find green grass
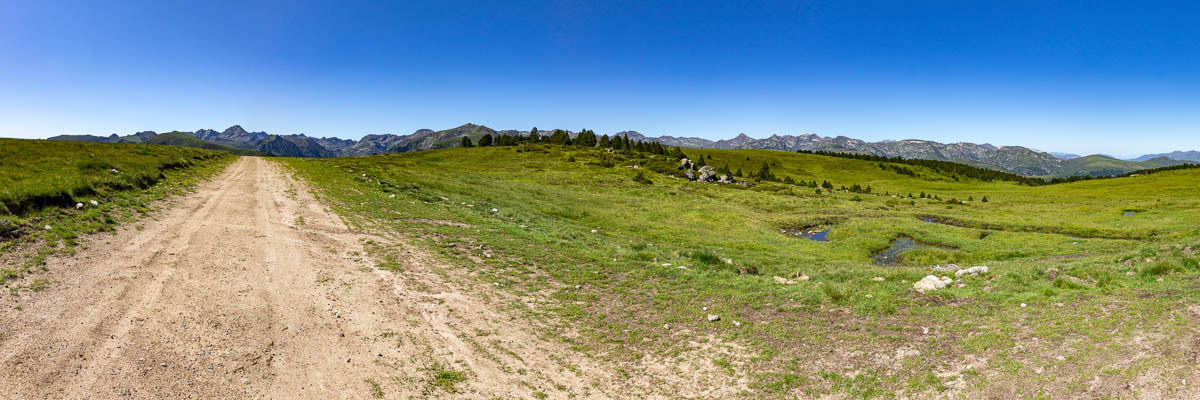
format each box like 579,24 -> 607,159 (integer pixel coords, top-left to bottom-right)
1,138 -> 232,287
279,144 -> 1200,398
427,362 -> 467,393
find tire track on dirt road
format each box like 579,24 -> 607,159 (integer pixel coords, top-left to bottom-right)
0,157 -> 670,399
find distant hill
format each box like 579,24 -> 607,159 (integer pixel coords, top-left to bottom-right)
1049,152 -> 1081,160
142,132 -> 262,156
1130,150 -> 1200,162
1056,155 -> 1193,177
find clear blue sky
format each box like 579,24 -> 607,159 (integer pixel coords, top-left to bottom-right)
2,1 -> 1198,157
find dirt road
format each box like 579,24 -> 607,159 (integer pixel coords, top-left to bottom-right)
0,157 -> 657,399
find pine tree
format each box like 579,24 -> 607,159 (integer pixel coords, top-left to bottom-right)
982,196 -> 989,203
460,136 -> 473,147
529,127 -> 539,142
479,134 -> 493,146
599,134 -> 611,148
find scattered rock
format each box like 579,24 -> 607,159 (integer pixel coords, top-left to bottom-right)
795,274 -> 810,281
43,225 -> 52,230
1020,303 -> 1027,308
590,229 -> 598,233
870,277 -> 885,281
722,258 -> 733,265
1045,268 -> 1060,280
718,174 -> 734,184
110,168 -> 119,174
89,200 -> 99,206
706,314 -> 720,322
913,275 -> 952,292
490,208 -> 498,213
954,266 -> 988,277
1124,259 -> 1133,267
679,158 -> 693,170
731,320 -> 742,327
684,169 -> 696,180
1126,271 -> 1136,276
864,294 -> 874,299
773,276 -> 795,285
75,203 -> 84,209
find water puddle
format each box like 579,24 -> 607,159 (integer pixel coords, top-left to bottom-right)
1122,211 -> 1136,216
872,236 -> 957,265
782,227 -> 830,242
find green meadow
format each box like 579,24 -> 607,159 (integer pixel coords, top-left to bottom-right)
0,138 -> 231,286
283,144 -> 1200,398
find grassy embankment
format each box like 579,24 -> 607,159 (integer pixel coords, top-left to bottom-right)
0,138 -> 233,290
282,144 -> 1200,398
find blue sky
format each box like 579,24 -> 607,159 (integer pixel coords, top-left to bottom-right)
1,1 -> 1198,157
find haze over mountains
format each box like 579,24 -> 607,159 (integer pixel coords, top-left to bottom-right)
48,123 -> 1195,177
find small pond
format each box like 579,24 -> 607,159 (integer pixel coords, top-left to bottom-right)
781,227 -> 831,242
1122,211 -> 1136,216
872,236 -> 956,265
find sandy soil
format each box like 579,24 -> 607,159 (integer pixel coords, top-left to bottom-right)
0,157 -> 723,399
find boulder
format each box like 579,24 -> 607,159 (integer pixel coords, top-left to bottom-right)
773,276 -> 794,285
679,158 -> 693,170
707,314 -> 720,322
75,203 -> 84,210
718,174 -> 734,184
697,166 -> 718,182
684,169 -> 696,180
913,275 -> 952,292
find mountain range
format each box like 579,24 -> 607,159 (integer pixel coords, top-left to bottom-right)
48,124 -> 1196,178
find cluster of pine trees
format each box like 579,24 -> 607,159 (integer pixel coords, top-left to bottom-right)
460,127 -> 683,157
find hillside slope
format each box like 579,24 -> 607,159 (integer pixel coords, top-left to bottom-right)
142,132 -> 262,155
282,143 -> 1200,398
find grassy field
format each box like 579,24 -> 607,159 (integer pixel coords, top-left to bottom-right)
282,143 -> 1200,398
0,138 -> 232,288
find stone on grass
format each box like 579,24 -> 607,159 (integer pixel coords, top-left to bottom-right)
75,203 -> 84,209
913,275 -> 952,293
44,225 -> 52,230
870,277 -> 885,281
90,200 -> 99,206
706,314 -> 720,322
697,166 -> 717,182
954,266 -> 988,277
931,264 -> 960,273
773,276 -> 795,285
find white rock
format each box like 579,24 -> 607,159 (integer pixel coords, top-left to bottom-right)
870,277 -> 885,281
490,208 -> 498,213
89,200 -> 99,206
913,275 -> 952,292
954,266 -> 989,277
44,225 -> 52,230
590,229 -> 598,233
706,314 -> 720,322
731,320 -> 742,327
75,203 -> 84,209
662,263 -> 672,267
1020,303 -> 1027,308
